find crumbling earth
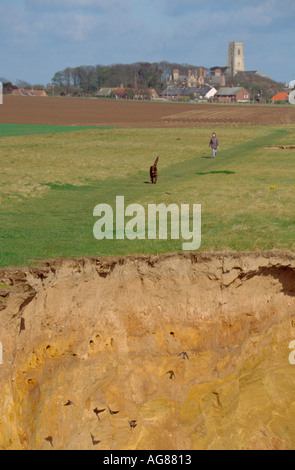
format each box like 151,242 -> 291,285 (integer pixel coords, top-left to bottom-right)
0,251 -> 295,450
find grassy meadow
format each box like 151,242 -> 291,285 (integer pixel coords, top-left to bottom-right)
0,123 -> 294,267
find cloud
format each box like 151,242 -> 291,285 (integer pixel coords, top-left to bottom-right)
151,0 -> 294,33
39,12 -> 99,42
151,0 -> 269,17
151,0 -> 203,16
0,1 -> 135,46
158,0 -> 292,45
0,5 -> 30,40
25,0 -> 131,13
0,0 -> 293,84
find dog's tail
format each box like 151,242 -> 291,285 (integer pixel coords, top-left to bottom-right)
154,156 -> 159,167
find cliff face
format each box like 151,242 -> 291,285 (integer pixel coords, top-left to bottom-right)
0,252 -> 295,450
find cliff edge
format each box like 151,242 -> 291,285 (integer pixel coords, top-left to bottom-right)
0,251 -> 295,450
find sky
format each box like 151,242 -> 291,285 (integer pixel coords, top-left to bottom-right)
0,0 -> 294,85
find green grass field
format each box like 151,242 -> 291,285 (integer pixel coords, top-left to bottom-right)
0,123 -> 112,137
0,123 -> 294,267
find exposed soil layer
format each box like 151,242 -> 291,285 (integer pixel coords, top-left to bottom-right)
0,251 -> 295,450
1,96 -> 295,127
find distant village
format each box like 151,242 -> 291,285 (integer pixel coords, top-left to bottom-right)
2,42 -> 290,104
97,66 -> 230,102
6,70 -> 289,104
80,54 -> 289,104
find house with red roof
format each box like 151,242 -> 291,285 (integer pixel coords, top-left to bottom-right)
215,86 -> 250,103
271,92 -> 288,102
12,89 -> 48,97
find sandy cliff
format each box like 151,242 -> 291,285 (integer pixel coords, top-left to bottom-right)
0,251 -> 295,450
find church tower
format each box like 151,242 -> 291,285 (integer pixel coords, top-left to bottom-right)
227,42 -> 245,76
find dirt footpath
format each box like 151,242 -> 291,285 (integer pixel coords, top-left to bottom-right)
1,95 -> 294,127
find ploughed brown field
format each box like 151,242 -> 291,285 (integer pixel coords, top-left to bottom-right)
1,95 -> 294,127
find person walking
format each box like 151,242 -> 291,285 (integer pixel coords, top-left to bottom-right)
209,132 -> 219,158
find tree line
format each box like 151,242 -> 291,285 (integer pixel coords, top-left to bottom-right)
50,62 -> 200,96
1,63 -> 286,101
231,71 -> 285,101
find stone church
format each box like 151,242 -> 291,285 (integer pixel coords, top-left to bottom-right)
227,41 -> 245,76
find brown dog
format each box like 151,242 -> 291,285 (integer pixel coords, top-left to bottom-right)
150,157 -> 159,184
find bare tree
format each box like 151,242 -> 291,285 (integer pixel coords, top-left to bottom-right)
16,79 -> 32,89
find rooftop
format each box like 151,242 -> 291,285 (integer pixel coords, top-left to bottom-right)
216,87 -> 244,96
